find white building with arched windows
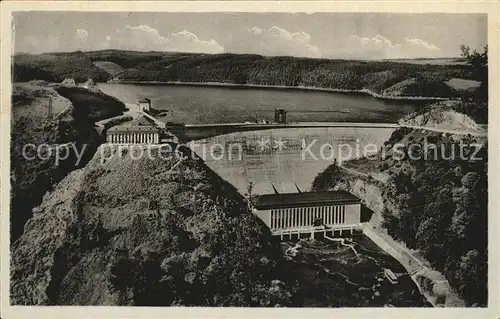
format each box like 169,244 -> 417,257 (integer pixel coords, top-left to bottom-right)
106,125 -> 160,144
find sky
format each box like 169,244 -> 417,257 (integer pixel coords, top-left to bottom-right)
13,12 -> 487,59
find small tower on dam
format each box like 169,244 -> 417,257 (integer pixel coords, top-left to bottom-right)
275,108 -> 287,124
138,98 -> 152,112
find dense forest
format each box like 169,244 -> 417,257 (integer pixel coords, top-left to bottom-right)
312,128 -> 488,306
111,53 -> 475,98
13,50 -> 482,99
13,52 -> 111,82
381,130 -> 488,306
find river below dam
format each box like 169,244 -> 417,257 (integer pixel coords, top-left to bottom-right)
284,235 -> 431,307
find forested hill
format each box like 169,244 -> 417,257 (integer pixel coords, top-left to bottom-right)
13,50 -> 483,99
11,144 -> 295,306
312,121 -> 488,306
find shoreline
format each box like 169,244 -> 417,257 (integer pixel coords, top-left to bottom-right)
105,81 -> 452,102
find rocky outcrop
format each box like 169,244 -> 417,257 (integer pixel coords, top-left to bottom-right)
10,82 -> 126,241
332,177 -> 388,226
398,100 -> 484,132
11,144 -> 291,306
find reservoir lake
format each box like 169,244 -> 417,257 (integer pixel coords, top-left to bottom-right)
99,83 -> 424,124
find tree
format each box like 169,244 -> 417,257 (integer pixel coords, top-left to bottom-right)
380,135 -> 487,306
460,45 -> 488,78
108,248 -> 135,305
311,161 -> 343,191
460,44 -> 488,102
453,249 -> 487,305
245,181 -> 256,210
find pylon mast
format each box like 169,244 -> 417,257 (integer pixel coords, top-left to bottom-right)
47,97 -> 53,120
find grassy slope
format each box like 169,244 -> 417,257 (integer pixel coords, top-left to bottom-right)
10,82 -> 126,242
11,144 -> 292,306
93,61 -> 124,76
13,50 -> 479,99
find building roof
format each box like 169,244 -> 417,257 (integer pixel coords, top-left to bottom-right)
130,115 -> 155,126
84,78 -> 97,87
61,78 -> 76,84
107,125 -> 160,133
253,190 -> 360,210
138,98 -> 151,103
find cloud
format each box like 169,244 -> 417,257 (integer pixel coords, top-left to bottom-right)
340,34 -> 443,59
247,27 -> 263,35
225,26 -> 321,58
403,37 -> 442,52
168,31 -> 223,53
76,28 -> 88,42
103,25 -> 223,53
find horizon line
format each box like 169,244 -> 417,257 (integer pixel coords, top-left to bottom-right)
12,49 -> 464,62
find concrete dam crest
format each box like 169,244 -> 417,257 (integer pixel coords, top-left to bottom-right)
189,127 -> 396,195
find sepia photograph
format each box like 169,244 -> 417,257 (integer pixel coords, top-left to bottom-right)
1,1 -> 498,318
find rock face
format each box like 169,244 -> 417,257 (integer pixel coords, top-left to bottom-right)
332,178 -> 388,226
11,145 -> 290,306
398,101 -> 483,132
10,82 -> 126,241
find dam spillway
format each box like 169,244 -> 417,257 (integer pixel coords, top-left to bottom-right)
188,126 -> 396,195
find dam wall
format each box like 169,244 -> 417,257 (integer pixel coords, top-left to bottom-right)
188,127 -> 395,195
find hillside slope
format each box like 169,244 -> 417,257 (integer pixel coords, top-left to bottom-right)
311,118 -> 488,306
10,82 -> 126,241
109,53 -> 474,98
93,61 -> 124,76
13,50 -> 480,99
11,144 -> 292,306
13,53 -> 111,82
399,100 -> 487,128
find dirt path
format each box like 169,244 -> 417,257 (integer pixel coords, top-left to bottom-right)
400,124 -> 486,137
339,165 -> 388,184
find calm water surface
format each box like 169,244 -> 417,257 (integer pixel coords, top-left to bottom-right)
99,84 -> 423,124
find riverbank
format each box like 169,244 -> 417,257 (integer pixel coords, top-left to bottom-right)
281,235 -> 430,307
107,80 -> 452,102
363,225 -> 465,307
